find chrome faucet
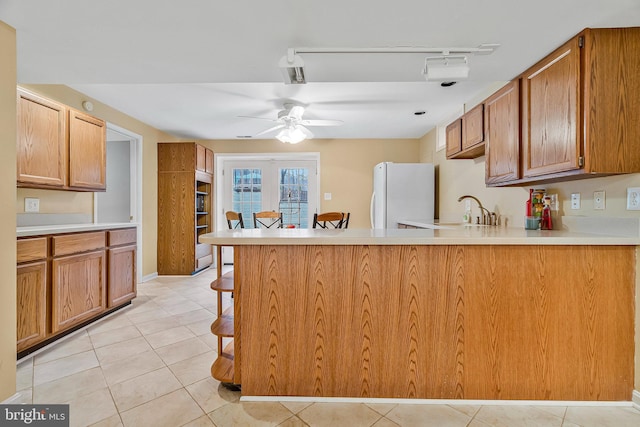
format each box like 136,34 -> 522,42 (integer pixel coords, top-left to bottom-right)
457,195 -> 495,225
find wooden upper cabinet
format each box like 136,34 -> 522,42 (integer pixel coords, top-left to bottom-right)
446,104 -> 485,159
462,104 -> 485,151
485,80 -> 521,185
196,144 -> 214,174
522,36 -> 581,178
196,144 -> 206,172
582,27 -> 640,174
16,88 -> 106,191
445,119 -> 462,158
205,148 -> 214,174
17,89 -> 67,187
68,109 -> 106,190
517,27 -> 640,183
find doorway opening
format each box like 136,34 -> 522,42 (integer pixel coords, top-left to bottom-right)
94,123 -> 143,283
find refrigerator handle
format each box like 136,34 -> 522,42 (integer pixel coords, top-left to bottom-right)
370,192 -> 375,228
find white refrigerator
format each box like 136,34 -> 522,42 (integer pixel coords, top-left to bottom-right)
370,162 -> 435,229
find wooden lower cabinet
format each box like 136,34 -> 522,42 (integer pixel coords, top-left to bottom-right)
51,250 -> 106,334
108,244 -> 136,307
16,261 -> 48,352
17,228 -> 137,355
236,244 -> 634,400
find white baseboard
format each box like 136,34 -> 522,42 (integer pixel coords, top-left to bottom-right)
2,392 -> 24,404
241,396 -> 635,407
633,390 -> 640,410
141,272 -> 158,282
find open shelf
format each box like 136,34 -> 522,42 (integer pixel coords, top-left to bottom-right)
211,340 -> 235,383
211,306 -> 234,337
210,271 -> 234,292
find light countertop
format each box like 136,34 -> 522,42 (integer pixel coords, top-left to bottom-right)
17,223 -> 137,237
199,225 -> 640,246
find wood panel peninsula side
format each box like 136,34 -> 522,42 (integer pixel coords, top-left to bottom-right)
199,228 -> 638,401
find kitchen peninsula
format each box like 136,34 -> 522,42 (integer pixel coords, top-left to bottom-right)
200,225 -> 638,401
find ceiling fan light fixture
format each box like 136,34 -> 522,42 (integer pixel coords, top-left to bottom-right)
423,55 -> 469,82
276,126 -> 307,144
278,52 -> 306,85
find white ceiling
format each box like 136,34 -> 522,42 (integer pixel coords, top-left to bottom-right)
2,0 -> 639,141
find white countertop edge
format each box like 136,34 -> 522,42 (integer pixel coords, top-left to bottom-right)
17,223 -> 138,237
199,228 -> 640,246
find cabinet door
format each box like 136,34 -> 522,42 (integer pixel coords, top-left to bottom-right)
68,109 -> 106,190
445,119 -> 462,158
158,172 -> 197,274
51,250 -> 106,333
16,89 -> 67,187
196,144 -> 207,172
462,104 -> 484,150
108,245 -> 136,307
17,261 -> 48,352
522,37 -> 581,177
205,148 -> 214,174
485,80 -> 521,185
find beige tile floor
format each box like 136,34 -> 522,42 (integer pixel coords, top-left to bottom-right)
14,268 -> 640,427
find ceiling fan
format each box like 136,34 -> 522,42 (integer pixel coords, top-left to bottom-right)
240,103 -> 343,144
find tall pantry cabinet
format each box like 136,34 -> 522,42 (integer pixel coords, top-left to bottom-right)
158,143 -> 214,275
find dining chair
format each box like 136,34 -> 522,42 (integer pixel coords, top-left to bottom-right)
341,212 -> 350,229
225,211 -> 244,229
313,212 -> 348,229
253,211 -> 283,228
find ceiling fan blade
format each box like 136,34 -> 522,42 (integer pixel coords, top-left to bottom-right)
288,105 -> 305,120
299,119 -> 344,127
253,124 -> 285,137
237,115 -> 278,122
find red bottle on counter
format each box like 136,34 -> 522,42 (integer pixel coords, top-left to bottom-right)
541,196 -> 553,230
526,189 -> 533,216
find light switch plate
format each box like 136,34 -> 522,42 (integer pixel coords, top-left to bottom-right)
25,197 -> 39,213
627,187 -> 640,210
570,193 -> 580,210
593,191 -> 606,210
324,193 -> 332,200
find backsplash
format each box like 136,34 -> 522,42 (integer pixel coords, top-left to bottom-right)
17,213 -> 93,227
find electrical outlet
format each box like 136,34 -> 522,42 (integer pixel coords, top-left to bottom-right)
25,197 -> 39,213
593,191 -> 606,210
570,193 -> 580,210
627,187 -> 640,210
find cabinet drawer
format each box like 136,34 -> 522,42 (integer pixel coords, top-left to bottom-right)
52,231 -> 106,257
108,228 -> 136,247
17,237 -> 48,263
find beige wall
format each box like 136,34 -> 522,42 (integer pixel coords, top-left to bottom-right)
0,20 -> 17,401
202,138 -> 421,229
17,188 -> 93,214
17,84 -> 180,278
